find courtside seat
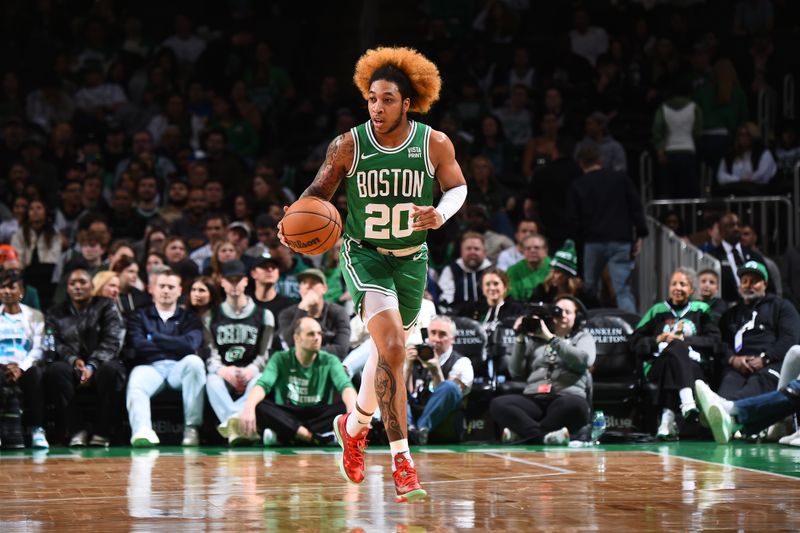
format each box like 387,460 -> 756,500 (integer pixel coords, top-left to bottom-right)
451,316 -> 489,390
488,325 -> 527,395
585,308 -> 643,430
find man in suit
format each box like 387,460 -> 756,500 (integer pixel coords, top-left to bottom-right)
710,212 -> 773,304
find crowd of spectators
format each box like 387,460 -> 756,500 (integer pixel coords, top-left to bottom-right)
1,0 -> 800,449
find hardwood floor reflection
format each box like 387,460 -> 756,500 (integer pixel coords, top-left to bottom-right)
0,447 -> 799,531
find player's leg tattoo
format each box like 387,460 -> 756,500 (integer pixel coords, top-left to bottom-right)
375,356 -> 403,441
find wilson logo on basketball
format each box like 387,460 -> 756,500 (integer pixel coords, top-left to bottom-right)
287,237 -> 321,248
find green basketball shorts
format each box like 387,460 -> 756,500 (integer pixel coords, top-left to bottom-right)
339,234 -> 428,329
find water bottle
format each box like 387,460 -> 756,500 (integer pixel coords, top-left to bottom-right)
591,410 -> 607,445
42,328 -> 56,362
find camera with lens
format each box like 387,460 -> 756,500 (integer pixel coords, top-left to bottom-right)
415,344 -> 435,361
413,327 -> 436,363
516,303 -> 562,336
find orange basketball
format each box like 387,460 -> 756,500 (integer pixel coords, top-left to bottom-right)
281,197 -> 342,255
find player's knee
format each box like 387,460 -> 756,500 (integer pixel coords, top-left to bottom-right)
379,338 -> 406,366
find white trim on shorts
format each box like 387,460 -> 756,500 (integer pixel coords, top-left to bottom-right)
340,236 -> 398,299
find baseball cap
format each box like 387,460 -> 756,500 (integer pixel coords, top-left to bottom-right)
255,251 -> 279,268
227,221 -> 252,240
220,259 -> 247,278
297,268 -> 327,286
737,260 -> 768,282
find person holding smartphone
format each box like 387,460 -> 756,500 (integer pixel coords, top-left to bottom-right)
404,315 -> 473,445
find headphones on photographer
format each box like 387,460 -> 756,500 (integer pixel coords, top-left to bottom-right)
554,294 -> 588,333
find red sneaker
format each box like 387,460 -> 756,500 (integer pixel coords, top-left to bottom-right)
392,454 -> 427,503
333,413 -> 369,484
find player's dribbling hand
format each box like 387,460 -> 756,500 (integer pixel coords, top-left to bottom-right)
277,205 -> 290,246
411,205 -> 444,231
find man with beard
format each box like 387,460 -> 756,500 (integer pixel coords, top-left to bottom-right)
159,176 -> 190,225
170,187 -> 208,251
135,175 -> 161,221
710,212 -> 772,304
717,261 -> 800,401
438,232 -> 492,313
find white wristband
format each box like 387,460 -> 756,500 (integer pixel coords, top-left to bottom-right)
434,184 -> 467,223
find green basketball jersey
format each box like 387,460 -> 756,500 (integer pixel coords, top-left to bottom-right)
344,119 -> 435,249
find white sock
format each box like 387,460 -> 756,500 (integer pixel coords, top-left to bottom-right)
724,400 -> 735,414
389,439 -> 413,470
679,387 -> 695,407
661,408 -> 675,424
347,341 -> 379,437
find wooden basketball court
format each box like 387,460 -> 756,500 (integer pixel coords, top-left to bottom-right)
1,443 -> 798,531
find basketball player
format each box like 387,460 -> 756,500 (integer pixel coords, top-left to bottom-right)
278,47 -> 467,502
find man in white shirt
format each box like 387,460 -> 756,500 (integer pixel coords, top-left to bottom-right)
405,316 -> 474,445
161,14 -> 207,66
569,8 -> 609,66
497,219 -> 540,271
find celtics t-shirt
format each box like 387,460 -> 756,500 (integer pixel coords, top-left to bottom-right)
255,348 -> 353,407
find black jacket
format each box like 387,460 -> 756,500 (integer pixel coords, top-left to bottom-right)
710,244 -> 774,304
46,296 -> 125,368
127,304 -> 204,366
566,167 -> 648,243
718,294 -> 800,366
278,302 -> 351,359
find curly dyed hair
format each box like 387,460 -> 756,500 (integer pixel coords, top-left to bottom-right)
353,47 -> 441,114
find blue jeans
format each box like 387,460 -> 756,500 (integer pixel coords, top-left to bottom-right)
583,241 -> 636,313
734,378 -> 800,434
206,372 -> 259,423
407,380 -> 463,431
342,340 -> 372,377
126,355 -> 206,435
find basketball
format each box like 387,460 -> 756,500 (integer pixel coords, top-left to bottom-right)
281,197 -> 342,255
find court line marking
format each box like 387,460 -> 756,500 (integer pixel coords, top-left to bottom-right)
482,452 -> 575,474
642,450 -> 800,482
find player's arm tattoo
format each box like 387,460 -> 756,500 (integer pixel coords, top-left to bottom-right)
375,356 -> 404,441
301,134 -> 351,200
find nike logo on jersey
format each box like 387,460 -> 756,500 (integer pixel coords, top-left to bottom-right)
360,152 -> 379,160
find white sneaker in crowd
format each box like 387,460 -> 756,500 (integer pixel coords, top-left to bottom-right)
543,427 -> 570,446
130,429 -> 160,448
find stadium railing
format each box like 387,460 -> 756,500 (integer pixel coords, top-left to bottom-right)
646,196 -> 794,257
634,216 -> 721,315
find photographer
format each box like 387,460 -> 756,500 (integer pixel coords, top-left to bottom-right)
489,296 -> 596,445
405,316 -> 474,445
